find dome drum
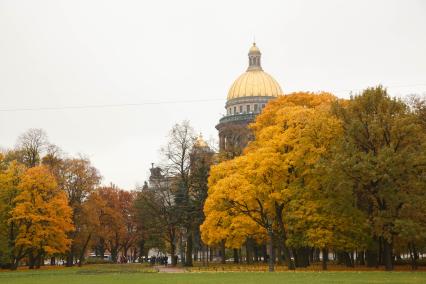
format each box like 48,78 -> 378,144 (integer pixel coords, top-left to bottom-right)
225,96 -> 273,116
225,95 -> 275,108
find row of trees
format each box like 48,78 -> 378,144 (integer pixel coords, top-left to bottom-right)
0,124 -> 215,269
2,87 -> 424,271
0,129 -> 141,269
201,87 -> 426,271
133,122 -> 215,266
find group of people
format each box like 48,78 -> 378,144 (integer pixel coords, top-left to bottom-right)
140,255 -> 169,266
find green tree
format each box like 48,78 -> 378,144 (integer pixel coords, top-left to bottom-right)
134,172 -> 179,265
330,86 -> 426,270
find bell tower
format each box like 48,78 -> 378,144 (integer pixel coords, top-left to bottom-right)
247,42 -> 263,71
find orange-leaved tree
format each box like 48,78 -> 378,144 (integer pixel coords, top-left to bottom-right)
0,158 -> 26,268
10,166 -> 74,269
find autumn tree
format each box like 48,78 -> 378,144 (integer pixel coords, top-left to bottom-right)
10,166 -> 74,269
118,190 -> 138,262
329,86 -> 426,270
202,92 -> 368,271
51,158 -> 101,266
94,185 -> 139,263
407,94 -> 426,130
73,191 -> 105,266
201,156 -> 267,263
0,156 -> 25,268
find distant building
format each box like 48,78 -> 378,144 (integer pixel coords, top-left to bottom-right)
216,43 -> 283,157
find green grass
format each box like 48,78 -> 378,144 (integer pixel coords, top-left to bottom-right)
1,264 -> 426,284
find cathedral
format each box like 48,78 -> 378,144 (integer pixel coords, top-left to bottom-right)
216,43 -> 283,156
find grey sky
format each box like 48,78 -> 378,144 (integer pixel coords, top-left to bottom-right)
1,0 -> 425,189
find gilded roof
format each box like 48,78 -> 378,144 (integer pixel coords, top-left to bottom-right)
194,134 -> 208,148
227,43 -> 283,100
227,70 -> 283,100
249,42 -> 261,54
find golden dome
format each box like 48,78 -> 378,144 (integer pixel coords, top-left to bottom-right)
249,42 -> 261,54
227,70 -> 283,100
194,134 -> 209,148
227,43 -> 283,100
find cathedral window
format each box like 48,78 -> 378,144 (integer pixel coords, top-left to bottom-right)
254,104 -> 258,112
247,105 -> 250,113
234,106 -> 236,114
239,106 -> 243,113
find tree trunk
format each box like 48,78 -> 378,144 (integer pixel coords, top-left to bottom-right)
138,239 -> 145,262
220,240 -> 226,264
274,205 -> 295,270
202,244 -> 206,266
11,247 -> 24,270
171,243 -> 177,266
262,244 -> 268,263
193,249 -> 198,262
383,239 -> 393,271
11,260 -> 19,270
366,249 -> 377,267
97,237 -> 106,258
277,245 -> 283,265
321,248 -> 328,270
179,234 -> 185,264
358,250 -> 365,266
408,242 -> 418,270
66,247 -> 75,267
309,248 -> 314,264
246,239 -> 253,264
35,251 -> 43,269
294,247 -> 310,268
185,233 -> 193,266
267,228 -> 274,272
28,250 -> 35,269
378,237 -> 383,266
233,248 -> 239,263
78,233 -> 92,267
314,248 -> 320,262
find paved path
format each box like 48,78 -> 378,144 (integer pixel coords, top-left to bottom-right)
154,265 -> 186,273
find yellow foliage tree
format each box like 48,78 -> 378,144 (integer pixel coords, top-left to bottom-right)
10,166 -> 74,269
0,158 -> 26,268
202,92 -> 360,270
201,158 -> 265,248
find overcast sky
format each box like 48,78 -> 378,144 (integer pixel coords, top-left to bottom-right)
1,0 -> 425,189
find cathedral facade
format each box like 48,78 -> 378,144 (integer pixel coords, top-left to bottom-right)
216,43 -> 283,156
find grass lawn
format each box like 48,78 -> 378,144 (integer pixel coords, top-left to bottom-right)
1,264 -> 426,284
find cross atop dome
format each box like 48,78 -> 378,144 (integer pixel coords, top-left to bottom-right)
247,42 -> 262,71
